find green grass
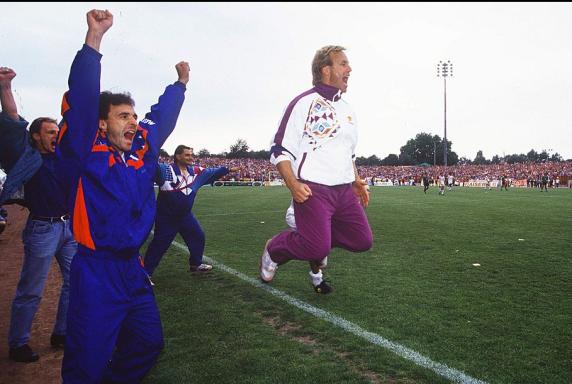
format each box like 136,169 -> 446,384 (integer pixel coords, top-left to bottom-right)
143,186 -> 572,384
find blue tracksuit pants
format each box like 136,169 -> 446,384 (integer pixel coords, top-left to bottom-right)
62,246 -> 163,383
144,210 -> 205,276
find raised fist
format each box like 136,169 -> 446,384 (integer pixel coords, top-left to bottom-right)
0,67 -> 16,85
175,61 -> 190,85
86,9 -> 113,35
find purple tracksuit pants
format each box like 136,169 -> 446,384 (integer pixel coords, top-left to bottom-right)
268,181 -> 373,264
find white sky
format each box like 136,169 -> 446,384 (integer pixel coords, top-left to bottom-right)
2,2 -> 571,160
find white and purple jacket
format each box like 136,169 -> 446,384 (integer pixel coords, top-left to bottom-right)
270,83 -> 358,186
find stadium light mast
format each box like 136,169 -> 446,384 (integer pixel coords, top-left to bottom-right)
437,60 -> 453,166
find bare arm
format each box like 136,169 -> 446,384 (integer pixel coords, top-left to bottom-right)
0,67 -> 18,121
276,160 -> 312,203
84,9 -> 113,52
352,161 -> 369,207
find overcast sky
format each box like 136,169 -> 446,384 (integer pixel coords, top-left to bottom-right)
2,2 -> 571,160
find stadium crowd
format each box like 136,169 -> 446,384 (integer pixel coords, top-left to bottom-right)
159,155 -> 572,187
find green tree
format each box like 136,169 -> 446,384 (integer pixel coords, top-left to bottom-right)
458,156 -> 472,165
250,149 -> 270,159
366,154 -> 382,165
381,154 -> 399,165
538,150 -> 549,163
398,132 -> 457,165
398,152 -> 414,165
505,153 -> 527,164
228,139 -> 250,158
197,148 -> 210,157
473,150 -> 489,165
526,149 -> 538,162
550,152 -> 563,162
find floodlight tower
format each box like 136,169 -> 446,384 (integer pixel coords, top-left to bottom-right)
437,60 -> 453,166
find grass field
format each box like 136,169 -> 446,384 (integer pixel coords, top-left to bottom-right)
142,186 -> 571,384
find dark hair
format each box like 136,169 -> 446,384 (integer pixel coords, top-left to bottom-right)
174,145 -> 191,156
311,45 -> 346,86
29,117 -> 57,147
99,91 -> 135,120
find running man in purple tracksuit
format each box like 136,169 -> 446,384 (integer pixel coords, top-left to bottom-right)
260,45 -> 373,294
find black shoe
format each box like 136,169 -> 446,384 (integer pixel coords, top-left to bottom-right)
9,344 -> 39,363
50,334 -> 66,348
313,280 -> 333,294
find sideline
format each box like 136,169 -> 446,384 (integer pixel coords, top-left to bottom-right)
168,239 -> 488,384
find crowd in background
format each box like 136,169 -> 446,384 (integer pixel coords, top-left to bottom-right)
158,155 -> 572,187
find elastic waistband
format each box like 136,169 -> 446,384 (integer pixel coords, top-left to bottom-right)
30,214 -> 70,223
302,180 -> 352,189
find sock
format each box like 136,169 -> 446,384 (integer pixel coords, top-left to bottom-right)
309,270 -> 323,286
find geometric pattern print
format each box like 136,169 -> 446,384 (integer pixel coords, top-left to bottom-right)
162,165 -> 199,196
303,97 -> 340,150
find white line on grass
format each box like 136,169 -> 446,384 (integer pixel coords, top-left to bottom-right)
169,239 -> 487,384
196,210 -> 285,217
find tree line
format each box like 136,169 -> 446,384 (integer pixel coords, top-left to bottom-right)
160,135 -> 566,165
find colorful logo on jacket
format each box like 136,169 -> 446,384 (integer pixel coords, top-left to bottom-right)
304,98 -> 340,143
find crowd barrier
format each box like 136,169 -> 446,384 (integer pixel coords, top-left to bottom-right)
204,179 -> 570,188
213,180 -> 264,187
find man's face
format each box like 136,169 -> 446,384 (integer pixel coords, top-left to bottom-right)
32,122 -> 59,154
99,104 -> 138,153
176,148 -> 194,167
322,51 -> 352,93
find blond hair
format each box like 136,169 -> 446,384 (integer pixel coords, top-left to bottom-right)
311,45 -> 346,86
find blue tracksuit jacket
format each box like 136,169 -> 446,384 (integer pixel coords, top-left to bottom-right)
57,44 -> 185,384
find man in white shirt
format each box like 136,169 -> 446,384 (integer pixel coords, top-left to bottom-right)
260,45 -> 372,294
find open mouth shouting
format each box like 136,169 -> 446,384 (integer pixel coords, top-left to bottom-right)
124,128 -> 136,143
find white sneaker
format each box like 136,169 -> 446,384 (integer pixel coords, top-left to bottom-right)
260,240 -> 277,283
190,263 -> 213,272
319,256 -> 328,269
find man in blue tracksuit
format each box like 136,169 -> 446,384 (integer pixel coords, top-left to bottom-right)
144,145 -> 239,278
57,10 -> 188,383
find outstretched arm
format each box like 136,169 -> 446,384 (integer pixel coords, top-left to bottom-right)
0,67 -> 18,121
